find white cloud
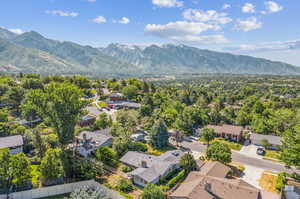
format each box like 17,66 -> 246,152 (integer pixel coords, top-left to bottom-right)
152,0 -> 183,8
93,16 -> 107,24
222,4 -> 231,10
119,17 -> 130,24
234,17 -> 262,32
8,28 -> 24,34
145,21 -> 229,44
242,3 -> 255,13
87,0 -> 96,2
263,1 -> 283,14
182,9 -> 232,25
46,10 -> 79,17
224,40 -> 300,53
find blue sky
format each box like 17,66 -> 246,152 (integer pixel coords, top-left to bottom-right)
1,0 -> 300,65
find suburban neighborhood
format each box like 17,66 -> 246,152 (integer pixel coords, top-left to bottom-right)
0,75 -> 300,199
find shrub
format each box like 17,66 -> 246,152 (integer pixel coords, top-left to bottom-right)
166,170 -> 186,189
129,142 -> 148,152
276,172 -> 287,192
122,166 -> 133,173
116,178 -> 134,193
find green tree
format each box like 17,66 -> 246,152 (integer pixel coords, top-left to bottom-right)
24,82 -> 87,177
141,184 -> 165,199
40,148 -> 64,183
95,146 -> 118,167
206,142 -> 232,164
94,113 -> 112,130
0,149 -> 32,195
201,128 -> 215,147
122,85 -> 139,100
24,82 -> 87,146
149,119 -> 169,149
3,86 -> 25,115
281,127 -> 300,167
180,153 -> 197,173
116,178 -> 134,193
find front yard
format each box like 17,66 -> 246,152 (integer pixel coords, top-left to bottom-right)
199,137 -> 243,151
259,172 -> 279,193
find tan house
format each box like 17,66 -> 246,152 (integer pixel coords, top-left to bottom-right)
206,124 -> 244,142
169,161 -> 261,199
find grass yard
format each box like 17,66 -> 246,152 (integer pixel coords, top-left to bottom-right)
259,172 -> 278,193
146,145 -> 176,156
199,137 -> 243,151
31,165 -> 40,188
265,150 -> 281,160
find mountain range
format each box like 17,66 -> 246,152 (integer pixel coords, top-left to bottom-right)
1,27 -> 300,77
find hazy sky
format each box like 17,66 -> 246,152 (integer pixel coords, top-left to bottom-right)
1,0 -> 300,66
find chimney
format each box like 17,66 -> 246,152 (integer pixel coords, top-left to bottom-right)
141,160 -> 147,168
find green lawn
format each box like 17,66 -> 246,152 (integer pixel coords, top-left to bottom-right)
199,137 -> 243,151
265,150 -> 281,160
31,165 -> 40,188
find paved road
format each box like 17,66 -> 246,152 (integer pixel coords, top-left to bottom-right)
181,140 -> 300,175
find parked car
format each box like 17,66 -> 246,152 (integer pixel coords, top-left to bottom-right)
256,147 -> 265,155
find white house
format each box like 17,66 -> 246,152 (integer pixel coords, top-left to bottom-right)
75,129 -> 113,157
0,135 -> 24,154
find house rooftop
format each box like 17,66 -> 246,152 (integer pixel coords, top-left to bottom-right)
0,135 -> 23,149
170,172 -> 260,199
77,129 -> 112,147
198,161 -> 231,178
250,133 -> 282,146
121,150 -> 184,184
207,124 -> 243,136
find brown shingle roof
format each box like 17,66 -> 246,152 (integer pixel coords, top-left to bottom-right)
170,172 -> 260,199
199,161 -> 231,178
207,124 -> 243,136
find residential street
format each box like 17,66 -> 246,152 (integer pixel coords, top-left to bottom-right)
181,140 -> 300,175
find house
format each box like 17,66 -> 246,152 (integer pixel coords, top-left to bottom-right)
169,161 -> 261,199
120,150 -> 184,187
86,106 -> 102,117
109,93 -> 123,102
205,124 -> 244,142
77,115 -> 96,127
250,133 -> 282,150
0,135 -> 24,154
76,129 -> 113,157
283,185 -> 300,199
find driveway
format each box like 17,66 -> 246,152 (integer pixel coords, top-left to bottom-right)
241,165 -> 265,189
239,145 -> 263,159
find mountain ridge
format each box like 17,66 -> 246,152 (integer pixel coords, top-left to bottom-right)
0,27 -> 300,77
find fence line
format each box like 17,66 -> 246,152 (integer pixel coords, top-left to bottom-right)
0,180 -> 124,199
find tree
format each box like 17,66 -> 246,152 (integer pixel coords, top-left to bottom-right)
281,127 -> 300,167
94,113 -> 112,130
201,128 -> 215,147
24,82 -> 87,147
67,187 -> 107,199
141,184 -> 165,199
122,85 -> 139,100
95,146 -> 118,167
3,86 -> 25,115
116,178 -> 134,193
149,119 -> 169,149
0,149 -> 32,196
40,148 -> 64,184
180,153 -> 197,173
206,142 -> 232,164
113,136 -> 131,157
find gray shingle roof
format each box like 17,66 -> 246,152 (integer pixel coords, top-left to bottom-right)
121,150 -> 184,184
0,135 -> 23,149
250,133 -> 282,146
77,129 -> 112,147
